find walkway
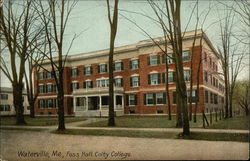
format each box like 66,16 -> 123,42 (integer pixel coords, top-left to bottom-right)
0,129 -> 249,160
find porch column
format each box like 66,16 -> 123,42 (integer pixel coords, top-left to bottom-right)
85,96 -> 88,111
73,97 -> 76,113
122,95 -> 124,108
99,96 -> 102,111
114,94 -> 116,110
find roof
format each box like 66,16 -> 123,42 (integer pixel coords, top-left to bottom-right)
40,29 -> 220,65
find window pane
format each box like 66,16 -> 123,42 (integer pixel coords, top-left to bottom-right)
150,74 -> 158,85
150,56 -> 157,66
146,93 -> 154,105
156,93 -> 163,105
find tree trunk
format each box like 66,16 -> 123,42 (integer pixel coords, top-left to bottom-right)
57,71 -> 65,131
176,88 -> 183,127
13,83 -> 26,125
29,101 -> 35,118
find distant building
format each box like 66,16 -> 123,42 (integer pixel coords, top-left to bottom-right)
0,87 -> 30,116
33,29 -> 225,117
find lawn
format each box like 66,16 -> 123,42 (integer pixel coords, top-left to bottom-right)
0,116 -> 87,126
81,115 -> 249,130
207,116 -> 249,130
81,115 -> 204,128
53,129 -> 249,142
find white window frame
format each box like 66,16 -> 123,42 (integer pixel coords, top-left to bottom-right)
114,62 -> 122,71
131,59 -> 139,69
150,73 -> 159,85
146,93 -> 154,105
85,66 -> 91,75
131,76 -> 139,87
115,78 -> 122,87
129,94 -> 136,106
156,93 -> 164,105
150,55 -> 158,66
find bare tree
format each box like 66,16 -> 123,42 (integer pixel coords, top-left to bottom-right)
217,7 -> 245,118
106,0 -> 119,126
24,42 -> 45,118
35,0 -> 77,130
0,0 -> 42,124
237,81 -> 250,116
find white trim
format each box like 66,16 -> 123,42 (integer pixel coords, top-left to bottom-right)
85,79 -> 91,82
72,66 -> 77,69
96,77 -> 108,80
115,76 -> 123,78
114,60 -> 122,63
99,62 -> 107,65
72,80 -> 78,83
38,83 -> 44,85
46,83 -> 53,85
131,74 -> 139,77
84,65 -> 91,67
130,57 -> 139,60
149,71 -> 159,74
125,90 -> 139,93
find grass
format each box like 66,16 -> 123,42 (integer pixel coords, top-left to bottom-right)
0,127 -> 44,132
207,116 -> 249,130
0,116 -> 87,126
81,115 -> 249,130
53,129 -> 249,142
81,115 -> 204,128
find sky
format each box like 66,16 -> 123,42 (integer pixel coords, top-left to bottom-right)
0,0 -> 249,88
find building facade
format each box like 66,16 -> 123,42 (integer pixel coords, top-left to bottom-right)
0,87 -> 30,116
34,30 -> 225,116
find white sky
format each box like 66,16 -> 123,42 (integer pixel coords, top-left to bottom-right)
1,0 -> 249,87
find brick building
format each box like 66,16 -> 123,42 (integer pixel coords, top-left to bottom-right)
34,30 -> 225,116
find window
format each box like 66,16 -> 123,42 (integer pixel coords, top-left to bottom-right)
130,76 -> 139,87
156,93 -> 164,105
97,79 -> 109,87
38,72 -> 43,80
0,94 -> 8,100
205,90 -> 209,103
84,81 -> 93,89
184,70 -> 190,82
173,92 -> 177,104
38,100 -> 45,109
210,92 -> 213,104
38,85 -> 44,93
99,64 -> 107,73
204,71 -> 208,82
162,72 -> 176,84
187,90 -> 198,103
46,84 -> 53,93
167,53 -> 173,64
130,59 -> 139,70
145,93 -> 154,105
148,55 -> 160,66
71,82 -> 79,90
114,62 -> 123,71
128,94 -> 137,106
46,72 -> 52,79
71,68 -> 78,77
148,73 -> 160,85
214,94 -> 218,104
182,51 -> 190,61
47,99 -> 53,108
76,97 -> 86,106
84,66 -> 92,75
115,78 -> 123,87
0,105 -> 11,111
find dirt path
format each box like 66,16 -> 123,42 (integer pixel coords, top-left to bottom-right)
0,129 -> 248,160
